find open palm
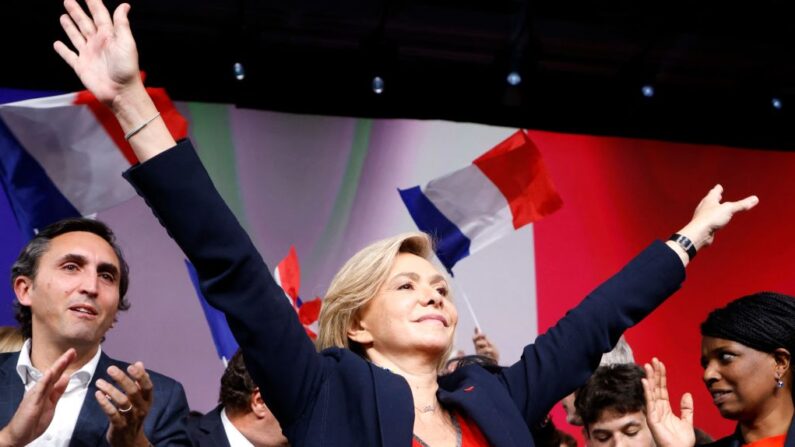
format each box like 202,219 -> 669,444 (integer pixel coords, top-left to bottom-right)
643,358 -> 696,447
54,0 -> 140,106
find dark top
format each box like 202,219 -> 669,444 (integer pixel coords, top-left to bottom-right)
0,350 -> 191,446
189,405 -> 232,447
125,140 -> 685,447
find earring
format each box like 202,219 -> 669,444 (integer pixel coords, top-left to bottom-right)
776,374 -> 785,389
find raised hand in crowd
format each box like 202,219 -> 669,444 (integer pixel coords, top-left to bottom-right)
54,0 -> 175,161
55,0 -> 140,106
666,184 -> 758,266
473,328 -> 500,364
642,358 -> 695,447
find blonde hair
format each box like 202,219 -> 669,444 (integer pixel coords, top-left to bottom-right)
0,326 -> 24,353
316,232 -> 455,369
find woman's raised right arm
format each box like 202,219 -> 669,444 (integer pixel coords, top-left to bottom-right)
54,0 -> 326,430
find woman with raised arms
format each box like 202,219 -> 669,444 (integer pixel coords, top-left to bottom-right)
53,1 -> 758,445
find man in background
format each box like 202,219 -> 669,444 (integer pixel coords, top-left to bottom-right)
560,336 -> 635,426
0,218 -> 190,446
575,364 -> 654,447
191,350 -> 288,447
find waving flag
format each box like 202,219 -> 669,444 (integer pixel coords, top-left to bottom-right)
0,87 -> 187,237
191,246 -> 321,366
399,130 -> 562,272
274,246 -> 322,340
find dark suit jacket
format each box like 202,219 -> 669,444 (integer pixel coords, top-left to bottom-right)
125,140 -> 686,447
189,406 -> 231,447
0,351 -> 191,446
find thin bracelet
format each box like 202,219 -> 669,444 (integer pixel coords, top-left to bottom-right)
124,112 -> 161,141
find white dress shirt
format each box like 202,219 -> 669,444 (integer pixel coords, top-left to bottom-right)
16,339 -> 102,447
221,407 -> 255,447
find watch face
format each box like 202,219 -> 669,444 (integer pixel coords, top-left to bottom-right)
675,235 -> 693,249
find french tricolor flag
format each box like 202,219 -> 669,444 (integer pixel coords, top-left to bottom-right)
190,246 -> 322,366
0,88 -> 187,237
399,130 -> 562,272
273,246 -> 322,340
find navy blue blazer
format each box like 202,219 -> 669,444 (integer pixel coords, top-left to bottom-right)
125,140 -> 686,447
189,406 -> 231,447
0,351 -> 191,446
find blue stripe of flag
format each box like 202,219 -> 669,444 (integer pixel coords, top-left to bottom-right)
398,186 -> 471,274
0,88 -> 64,105
0,182 -> 23,325
0,88 -> 71,325
0,118 -> 80,239
185,260 -> 239,364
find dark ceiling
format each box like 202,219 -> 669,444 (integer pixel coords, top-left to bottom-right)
3,1 -> 795,149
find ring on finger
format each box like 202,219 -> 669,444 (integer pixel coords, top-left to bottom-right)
118,404 -> 134,413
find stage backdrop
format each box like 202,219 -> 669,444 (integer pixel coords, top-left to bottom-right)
2,87 -> 794,441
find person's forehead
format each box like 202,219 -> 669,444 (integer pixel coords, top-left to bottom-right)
45,231 -> 119,265
701,336 -> 755,355
390,253 -> 443,278
591,410 -> 645,431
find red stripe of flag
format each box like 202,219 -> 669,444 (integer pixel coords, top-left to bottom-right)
472,130 -> 563,229
276,245 -> 301,305
74,87 -> 188,165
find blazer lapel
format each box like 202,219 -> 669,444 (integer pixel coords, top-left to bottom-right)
69,353 -> 112,447
0,353 -> 25,427
437,366 -> 533,447
370,363 -> 414,447
198,407 -> 232,447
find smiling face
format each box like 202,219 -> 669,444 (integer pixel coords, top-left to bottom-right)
15,231 -> 122,350
701,336 -> 782,421
348,252 -> 457,363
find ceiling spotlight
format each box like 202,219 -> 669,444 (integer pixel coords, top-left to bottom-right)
233,62 -> 245,81
506,71 -> 522,86
772,97 -> 783,110
641,85 -> 654,98
372,76 -> 385,95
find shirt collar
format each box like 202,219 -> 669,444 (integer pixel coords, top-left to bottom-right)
16,339 -> 102,389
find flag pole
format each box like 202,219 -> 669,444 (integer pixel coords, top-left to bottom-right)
453,279 -> 482,330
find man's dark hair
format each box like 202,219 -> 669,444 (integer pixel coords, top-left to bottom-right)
575,363 -> 646,429
11,218 -> 131,339
219,350 -> 258,414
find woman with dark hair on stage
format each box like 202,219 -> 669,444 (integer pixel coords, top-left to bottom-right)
644,292 -> 795,447
54,0 -> 758,445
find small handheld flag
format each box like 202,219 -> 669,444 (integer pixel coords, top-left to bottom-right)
399,129 -> 562,273
274,246 -> 322,340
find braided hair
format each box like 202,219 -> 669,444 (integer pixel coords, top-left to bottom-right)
701,292 -> 795,354
701,291 -> 795,397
